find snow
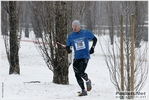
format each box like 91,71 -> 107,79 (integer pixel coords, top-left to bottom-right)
0,31 -> 148,100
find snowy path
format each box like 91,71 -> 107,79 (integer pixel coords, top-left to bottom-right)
1,36 -> 148,100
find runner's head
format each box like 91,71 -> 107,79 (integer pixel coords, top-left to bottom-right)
72,20 -> 81,32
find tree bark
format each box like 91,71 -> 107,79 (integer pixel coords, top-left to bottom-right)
53,1 -> 69,84
9,1 -> 20,74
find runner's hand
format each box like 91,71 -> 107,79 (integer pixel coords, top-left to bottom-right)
89,46 -> 94,54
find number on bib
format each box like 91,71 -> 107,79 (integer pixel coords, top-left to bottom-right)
74,38 -> 86,50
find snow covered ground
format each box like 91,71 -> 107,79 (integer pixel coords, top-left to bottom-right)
0,31 -> 148,100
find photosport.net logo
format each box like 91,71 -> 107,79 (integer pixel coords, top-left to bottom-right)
115,91 -> 147,99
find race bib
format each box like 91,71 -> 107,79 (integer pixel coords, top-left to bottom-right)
74,38 -> 86,50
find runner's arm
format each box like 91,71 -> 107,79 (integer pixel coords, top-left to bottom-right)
91,36 -> 97,48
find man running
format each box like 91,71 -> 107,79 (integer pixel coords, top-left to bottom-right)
66,20 -> 97,96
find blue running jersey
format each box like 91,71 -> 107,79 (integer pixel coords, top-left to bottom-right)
66,29 -> 95,59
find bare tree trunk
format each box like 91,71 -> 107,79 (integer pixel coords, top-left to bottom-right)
53,1 -> 69,84
106,1 -> 114,45
9,1 -> 20,74
24,2 -> 30,38
86,9 -> 93,32
134,1 -> 142,48
1,2 -> 9,36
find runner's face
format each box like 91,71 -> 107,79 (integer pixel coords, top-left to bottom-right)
72,24 -> 80,32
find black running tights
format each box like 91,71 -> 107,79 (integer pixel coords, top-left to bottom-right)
73,58 -> 89,90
